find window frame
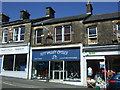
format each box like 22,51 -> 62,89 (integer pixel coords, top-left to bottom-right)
2,29 -> 8,43
35,28 -> 43,44
87,26 -> 98,44
3,54 -> 27,71
88,26 -> 97,38
117,23 -> 120,38
55,25 -> 71,43
13,26 -> 25,42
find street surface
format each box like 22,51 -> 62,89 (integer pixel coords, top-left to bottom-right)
1,76 -> 87,89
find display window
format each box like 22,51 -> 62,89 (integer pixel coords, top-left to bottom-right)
3,54 -> 27,71
65,61 -> 80,81
32,61 -> 49,79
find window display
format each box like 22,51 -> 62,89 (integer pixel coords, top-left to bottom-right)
32,61 -> 49,79
3,54 -> 27,71
65,61 -> 80,81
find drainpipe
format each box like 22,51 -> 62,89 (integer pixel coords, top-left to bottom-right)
27,23 -> 33,80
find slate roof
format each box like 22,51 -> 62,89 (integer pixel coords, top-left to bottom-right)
33,14 -> 90,26
1,16 -> 50,27
83,12 -> 120,23
1,11 -> 120,27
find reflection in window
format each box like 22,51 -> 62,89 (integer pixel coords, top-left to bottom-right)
88,26 -> 97,44
88,27 -> 97,37
15,54 -> 27,71
55,25 -> 71,42
64,25 -> 71,41
118,24 -> 120,31
35,29 -> 43,44
3,54 -> 27,71
2,29 -> 8,43
117,24 -> 120,38
3,55 -> 14,71
32,61 -> 49,79
13,26 -> 25,41
55,26 -> 62,42
65,61 -> 80,81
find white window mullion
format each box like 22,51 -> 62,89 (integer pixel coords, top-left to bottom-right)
88,28 -> 89,39
55,28 -> 57,43
2,32 -> 5,42
96,27 -> 98,38
18,27 -> 21,41
70,26 -> 72,41
35,30 -> 37,44
62,26 -> 64,42
13,28 -> 15,41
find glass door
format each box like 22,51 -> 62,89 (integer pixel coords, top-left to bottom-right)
51,61 -> 63,80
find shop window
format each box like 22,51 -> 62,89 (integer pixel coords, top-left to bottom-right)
65,61 -> 81,81
13,26 -> 25,42
88,26 -> 97,44
117,24 -> 120,38
2,29 -> 8,43
32,61 -> 49,79
3,55 -> 14,71
55,25 -> 71,43
3,54 -> 27,71
35,28 -> 43,44
15,54 -> 27,71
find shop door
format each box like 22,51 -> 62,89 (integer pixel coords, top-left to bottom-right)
0,58 -> 2,73
51,61 -> 63,80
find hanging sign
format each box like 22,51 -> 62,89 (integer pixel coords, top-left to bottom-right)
32,48 -> 80,61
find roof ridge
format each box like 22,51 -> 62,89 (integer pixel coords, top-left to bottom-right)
92,11 -> 120,16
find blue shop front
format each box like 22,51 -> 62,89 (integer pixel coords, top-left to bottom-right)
31,44 -> 87,86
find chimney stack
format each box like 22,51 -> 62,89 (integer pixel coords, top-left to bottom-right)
86,0 -> 93,15
46,7 -> 55,18
0,13 -> 10,23
20,10 -> 30,20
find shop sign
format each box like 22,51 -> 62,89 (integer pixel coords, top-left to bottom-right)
0,46 -> 29,55
32,48 -> 80,61
85,51 -> 120,56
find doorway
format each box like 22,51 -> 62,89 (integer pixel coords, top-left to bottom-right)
51,61 -> 64,80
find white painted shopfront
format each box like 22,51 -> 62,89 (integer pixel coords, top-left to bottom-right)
30,44 -> 87,86
0,45 -> 30,79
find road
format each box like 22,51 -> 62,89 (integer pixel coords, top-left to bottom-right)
1,76 -> 87,89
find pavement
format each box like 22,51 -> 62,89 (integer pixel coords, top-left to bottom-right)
1,76 -> 87,89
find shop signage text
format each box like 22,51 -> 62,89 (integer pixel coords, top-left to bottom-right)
85,51 -> 120,56
32,48 -> 80,61
0,46 -> 29,55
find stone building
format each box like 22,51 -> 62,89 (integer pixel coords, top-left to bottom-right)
0,1 -> 120,87
0,8 -> 53,79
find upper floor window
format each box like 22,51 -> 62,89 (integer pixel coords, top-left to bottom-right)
88,27 -> 97,38
118,23 -> 120,30
35,28 -> 43,44
13,26 -> 25,42
88,26 -> 97,44
117,24 -> 120,38
2,29 -> 8,43
55,25 -> 71,42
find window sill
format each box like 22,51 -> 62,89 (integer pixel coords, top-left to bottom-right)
55,41 -> 71,43
2,42 -> 7,44
13,40 -> 24,43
